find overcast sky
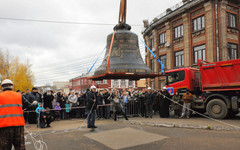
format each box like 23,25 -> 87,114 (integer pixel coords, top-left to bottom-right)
0,0 -> 180,86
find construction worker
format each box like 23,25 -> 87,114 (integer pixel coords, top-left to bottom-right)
86,85 -> 97,128
0,79 -> 33,150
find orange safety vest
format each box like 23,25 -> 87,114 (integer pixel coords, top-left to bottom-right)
0,90 -> 25,128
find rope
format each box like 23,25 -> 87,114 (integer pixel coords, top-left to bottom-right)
23,104 -> 112,113
107,30 -> 117,73
87,46 -> 107,74
24,127 -> 48,150
159,93 -> 240,129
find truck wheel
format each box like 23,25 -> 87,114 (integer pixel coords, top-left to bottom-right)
206,99 -> 228,119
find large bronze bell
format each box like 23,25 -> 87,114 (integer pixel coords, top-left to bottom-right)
90,0 -> 160,80
90,24 -> 159,81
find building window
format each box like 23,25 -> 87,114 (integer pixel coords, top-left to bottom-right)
228,43 -> 238,60
227,13 -> 237,28
103,80 -> 108,84
121,80 -> 126,87
159,55 -> 167,70
151,59 -> 155,72
151,38 -> 155,51
159,32 -> 166,45
194,45 -> 206,64
174,25 -> 183,39
193,15 -> 205,32
96,81 -> 101,84
129,80 -> 133,87
113,80 -> 119,88
175,50 -> 184,67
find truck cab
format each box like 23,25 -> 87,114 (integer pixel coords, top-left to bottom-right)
165,67 -> 200,95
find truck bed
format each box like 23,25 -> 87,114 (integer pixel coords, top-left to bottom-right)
198,59 -> 240,91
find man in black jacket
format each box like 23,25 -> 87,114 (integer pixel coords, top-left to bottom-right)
28,87 -> 41,124
103,89 -> 110,119
159,87 -> 171,118
145,87 -> 154,118
86,86 -> 97,128
78,92 -> 86,118
43,88 -> 54,109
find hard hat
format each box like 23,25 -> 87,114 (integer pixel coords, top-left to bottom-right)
163,87 -> 167,90
147,87 -> 151,90
90,85 -> 96,90
1,79 -> 13,86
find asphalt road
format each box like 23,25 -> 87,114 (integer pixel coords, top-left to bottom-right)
25,120 -> 240,150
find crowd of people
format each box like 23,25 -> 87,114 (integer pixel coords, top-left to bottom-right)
0,78 -> 194,149
17,85 -> 193,128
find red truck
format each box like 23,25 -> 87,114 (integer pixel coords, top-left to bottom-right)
165,59 -> 240,119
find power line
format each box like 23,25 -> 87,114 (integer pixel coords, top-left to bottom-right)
34,57 -> 103,73
34,63 -> 101,78
0,17 -> 142,27
34,52 -> 104,68
33,49 -> 145,73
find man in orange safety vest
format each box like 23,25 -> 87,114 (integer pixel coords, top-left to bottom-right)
0,79 -> 33,150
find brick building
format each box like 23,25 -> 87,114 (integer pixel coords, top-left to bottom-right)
142,0 -> 240,90
69,74 -> 138,92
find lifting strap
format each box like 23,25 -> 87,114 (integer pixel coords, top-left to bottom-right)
107,30 -> 117,73
140,39 -> 165,74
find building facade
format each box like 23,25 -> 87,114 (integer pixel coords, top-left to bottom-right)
69,74 -> 138,92
52,81 -> 69,93
143,0 -> 240,90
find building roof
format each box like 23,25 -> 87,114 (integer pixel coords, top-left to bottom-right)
142,0 -> 202,35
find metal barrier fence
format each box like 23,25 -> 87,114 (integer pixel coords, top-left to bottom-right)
23,100 -> 144,123
124,100 -> 142,117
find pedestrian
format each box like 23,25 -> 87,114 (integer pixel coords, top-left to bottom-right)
133,92 -> 140,115
65,100 -> 71,119
140,92 -> 146,117
103,89 -> 111,119
112,90 -> 128,121
68,91 -> 78,118
44,108 -> 52,127
0,79 -> 32,150
86,86 -> 97,128
159,87 -> 171,118
152,90 -> 159,115
171,91 -> 182,117
179,89 -> 193,119
96,90 -> 104,120
145,87 -> 154,118
22,90 -> 30,123
43,88 -> 54,109
35,102 -> 46,128
57,92 -> 66,119
54,102 -> 61,121
28,87 -> 41,124
24,89 -> 31,101
78,92 -> 86,118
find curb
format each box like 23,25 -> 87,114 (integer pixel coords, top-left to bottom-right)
122,120 -> 240,131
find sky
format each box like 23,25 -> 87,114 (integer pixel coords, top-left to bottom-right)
0,0 -> 180,86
